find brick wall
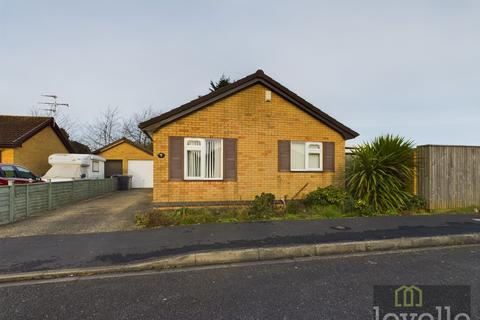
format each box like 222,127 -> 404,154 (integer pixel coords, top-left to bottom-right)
152,84 -> 347,203
98,142 -> 153,175
14,126 -> 69,175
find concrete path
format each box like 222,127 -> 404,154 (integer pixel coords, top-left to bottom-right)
0,213 -> 479,274
0,189 -> 152,238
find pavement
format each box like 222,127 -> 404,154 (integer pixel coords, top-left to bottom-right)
1,245 -> 479,319
0,189 -> 151,237
1,213 -> 479,274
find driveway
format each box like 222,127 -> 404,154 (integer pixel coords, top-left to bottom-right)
0,189 -> 152,238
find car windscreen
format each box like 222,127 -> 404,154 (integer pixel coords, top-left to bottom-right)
15,166 -> 36,179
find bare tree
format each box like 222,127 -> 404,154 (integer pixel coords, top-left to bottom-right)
31,106 -> 79,139
122,106 -> 159,148
81,106 -> 122,150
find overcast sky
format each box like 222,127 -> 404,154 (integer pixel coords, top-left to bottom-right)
1,1 -> 479,146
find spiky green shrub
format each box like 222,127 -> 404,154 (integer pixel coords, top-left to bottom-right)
346,135 -> 415,214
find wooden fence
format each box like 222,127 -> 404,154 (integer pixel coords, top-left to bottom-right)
0,178 -> 118,225
416,145 -> 480,210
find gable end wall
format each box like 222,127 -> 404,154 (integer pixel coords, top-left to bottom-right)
97,142 -> 153,175
13,126 -> 69,175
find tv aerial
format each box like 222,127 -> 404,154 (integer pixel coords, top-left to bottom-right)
38,95 -> 69,116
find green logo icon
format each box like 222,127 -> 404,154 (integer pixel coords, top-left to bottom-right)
394,285 -> 423,307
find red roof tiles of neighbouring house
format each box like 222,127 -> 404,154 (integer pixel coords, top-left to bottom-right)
0,115 -> 74,152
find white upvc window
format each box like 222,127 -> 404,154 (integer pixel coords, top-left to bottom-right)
184,138 -> 223,180
291,141 -> 323,171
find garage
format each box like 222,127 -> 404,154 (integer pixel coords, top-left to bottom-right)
127,160 -> 153,188
95,138 -> 154,189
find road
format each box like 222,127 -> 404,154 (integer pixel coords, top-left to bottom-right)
1,245 -> 479,320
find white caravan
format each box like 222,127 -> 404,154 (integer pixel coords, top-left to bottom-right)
43,154 -> 106,182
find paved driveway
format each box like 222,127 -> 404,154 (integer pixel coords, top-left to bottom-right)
0,189 -> 152,238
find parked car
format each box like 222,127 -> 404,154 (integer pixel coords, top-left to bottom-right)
0,164 -> 44,185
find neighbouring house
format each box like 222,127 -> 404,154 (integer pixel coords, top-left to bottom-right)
140,70 -> 359,206
0,115 -> 74,175
94,137 -> 153,188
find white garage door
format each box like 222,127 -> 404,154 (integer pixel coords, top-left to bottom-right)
127,160 -> 153,188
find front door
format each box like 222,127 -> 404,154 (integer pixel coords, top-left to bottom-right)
105,160 -> 123,178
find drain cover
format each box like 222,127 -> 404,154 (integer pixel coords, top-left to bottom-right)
330,225 -> 351,231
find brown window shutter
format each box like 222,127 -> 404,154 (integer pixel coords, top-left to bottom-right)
168,136 -> 184,181
223,138 -> 237,181
323,142 -> 335,171
278,140 -> 291,172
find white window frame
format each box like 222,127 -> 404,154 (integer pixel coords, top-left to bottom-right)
290,141 -> 323,171
184,138 -> 223,180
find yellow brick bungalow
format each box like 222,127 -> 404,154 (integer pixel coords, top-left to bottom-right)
0,116 -> 74,175
140,70 -> 359,206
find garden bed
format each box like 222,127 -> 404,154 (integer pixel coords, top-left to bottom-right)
135,204 -> 359,228
136,186 -> 427,228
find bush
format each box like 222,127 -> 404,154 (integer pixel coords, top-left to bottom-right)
135,211 -> 151,227
405,195 -> 426,211
285,201 -> 302,215
343,197 -> 373,216
249,192 -> 276,218
346,134 -> 415,214
135,210 -> 180,227
304,186 -> 348,207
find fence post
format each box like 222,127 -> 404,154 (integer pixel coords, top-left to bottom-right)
26,184 -> 30,217
47,180 -> 53,210
71,180 -> 74,203
8,181 -> 15,223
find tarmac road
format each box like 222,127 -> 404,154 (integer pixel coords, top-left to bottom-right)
1,245 -> 479,319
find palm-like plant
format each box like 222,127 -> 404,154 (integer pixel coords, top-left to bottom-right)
347,135 -> 415,214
